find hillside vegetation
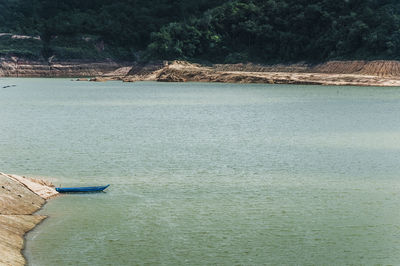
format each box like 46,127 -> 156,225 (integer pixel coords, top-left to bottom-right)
1,0 -> 400,63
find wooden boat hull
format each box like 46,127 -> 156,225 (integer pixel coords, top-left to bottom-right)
55,184 -> 110,193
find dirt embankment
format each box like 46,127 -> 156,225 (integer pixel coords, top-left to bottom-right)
114,60 -> 400,86
0,172 -> 58,266
3,57 -> 400,86
87,60 -> 400,86
0,57 -> 128,77
312,60 -> 400,77
213,60 -> 400,77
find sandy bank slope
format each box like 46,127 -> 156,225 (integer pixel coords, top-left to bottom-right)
152,62 -> 400,86
0,173 -> 58,266
312,60 -> 400,77
0,215 -> 45,265
117,60 -> 400,86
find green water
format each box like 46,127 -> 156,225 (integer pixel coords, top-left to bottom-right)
1,79 -> 400,265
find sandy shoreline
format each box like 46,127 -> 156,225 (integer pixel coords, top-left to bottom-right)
88,60 -> 400,87
0,172 -> 58,265
2,59 -> 400,86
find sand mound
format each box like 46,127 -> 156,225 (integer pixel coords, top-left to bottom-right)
127,61 -> 165,76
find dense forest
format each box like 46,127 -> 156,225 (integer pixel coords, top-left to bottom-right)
1,0 -> 400,63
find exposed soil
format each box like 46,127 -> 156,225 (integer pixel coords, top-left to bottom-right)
118,60 -> 400,86
2,57 -> 400,86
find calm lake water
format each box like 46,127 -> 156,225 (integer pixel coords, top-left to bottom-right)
1,79 -> 400,265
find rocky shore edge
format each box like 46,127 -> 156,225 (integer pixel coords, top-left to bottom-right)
0,172 -> 58,266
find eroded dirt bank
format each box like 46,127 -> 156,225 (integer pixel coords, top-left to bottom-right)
2,58 -> 400,86
92,60 -> 400,86
126,61 -> 400,86
0,173 -> 57,265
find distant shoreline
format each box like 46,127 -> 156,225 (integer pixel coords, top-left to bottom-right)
0,173 -> 58,266
2,59 -> 400,86
0,58 -> 131,78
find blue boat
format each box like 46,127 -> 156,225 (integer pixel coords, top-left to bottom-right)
55,184 -> 110,193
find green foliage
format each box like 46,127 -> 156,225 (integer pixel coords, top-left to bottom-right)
1,0 -> 400,62
0,36 -> 42,59
146,0 -> 400,62
0,0 -> 225,60
147,23 -> 202,60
